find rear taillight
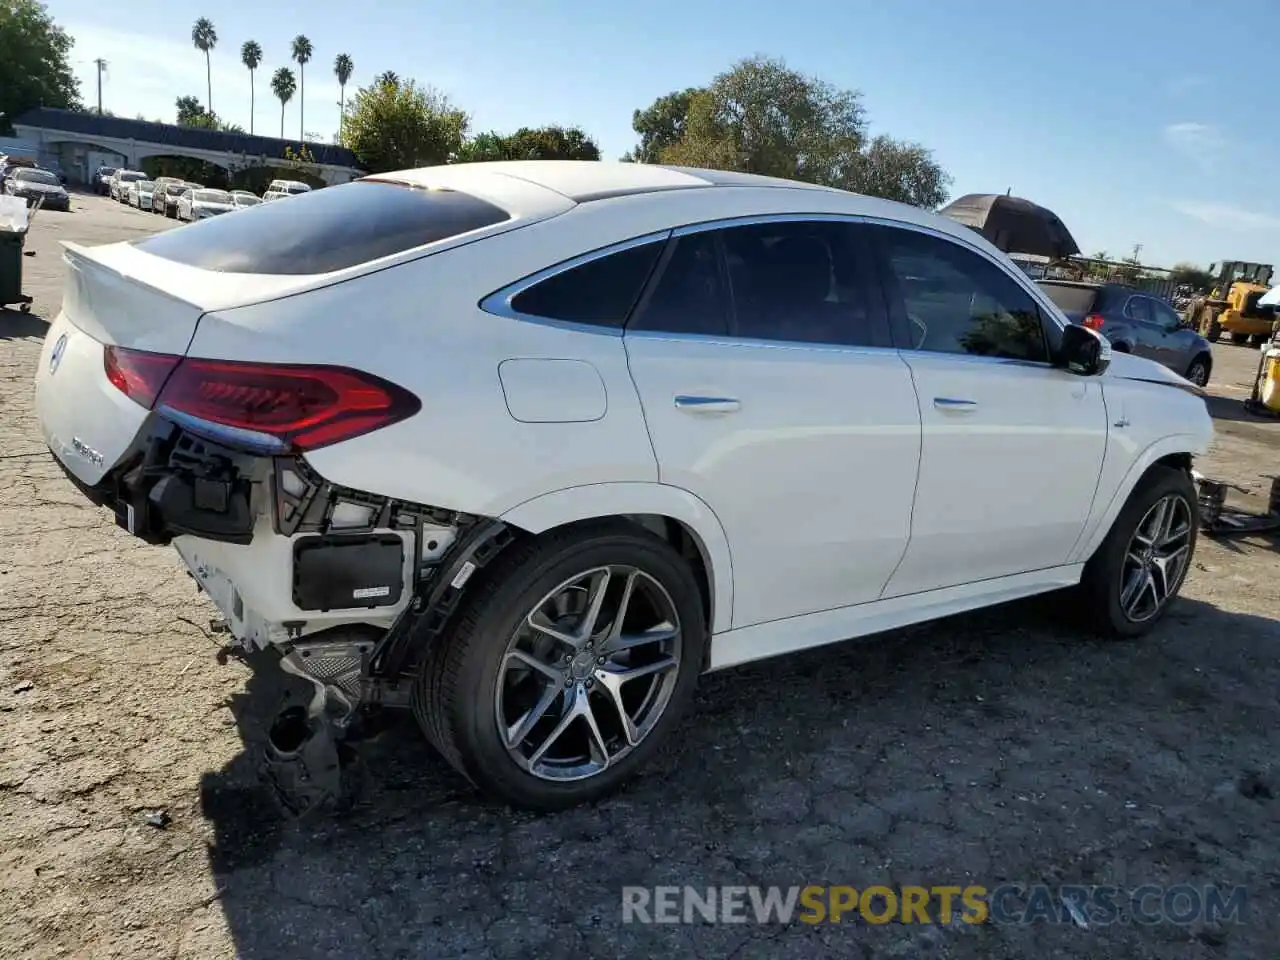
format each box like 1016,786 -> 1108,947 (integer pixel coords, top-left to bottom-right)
104,345 -> 181,408
104,347 -> 420,452
1082,313 -> 1105,331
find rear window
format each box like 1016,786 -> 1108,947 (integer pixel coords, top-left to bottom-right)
16,169 -> 59,185
120,171 -> 147,182
285,183 -> 311,195
133,181 -> 511,275
195,190 -> 232,203
1038,282 -> 1098,316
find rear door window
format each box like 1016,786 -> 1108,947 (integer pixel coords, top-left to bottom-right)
133,181 -> 511,275
1125,297 -> 1153,323
507,241 -> 666,328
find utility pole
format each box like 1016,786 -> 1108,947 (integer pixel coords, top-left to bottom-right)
93,58 -> 108,114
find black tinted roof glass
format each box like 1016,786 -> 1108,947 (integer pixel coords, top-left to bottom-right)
133,181 -> 511,275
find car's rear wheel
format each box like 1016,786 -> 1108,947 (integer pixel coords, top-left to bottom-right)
1080,466 -> 1197,637
413,522 -> 707,810
1185,354 -> 1211,387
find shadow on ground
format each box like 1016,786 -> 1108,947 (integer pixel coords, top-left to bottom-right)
0,307 -> 47,341
200,593 -> 1280,959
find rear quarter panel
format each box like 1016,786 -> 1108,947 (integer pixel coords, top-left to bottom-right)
184,218 -> 669,517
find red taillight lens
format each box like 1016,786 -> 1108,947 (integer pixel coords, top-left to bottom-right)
105,347 -> 420,451
1082,313 -> 1105,331
104,345 -> 181,408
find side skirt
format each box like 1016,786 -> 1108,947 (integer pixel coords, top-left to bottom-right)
707,564 -> 1084,671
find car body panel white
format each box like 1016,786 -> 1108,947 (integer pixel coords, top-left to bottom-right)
883,354 -> 1109,597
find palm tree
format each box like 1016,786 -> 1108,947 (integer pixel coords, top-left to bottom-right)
270,67 -> 296,139
191,18 -> 217,112
334,53 -> 354,138
240,40 -> 262,135
290,35 -> 313,140
375,70 -> 399,88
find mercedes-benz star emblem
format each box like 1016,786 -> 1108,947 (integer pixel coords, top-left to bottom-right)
48,333 -> 68,374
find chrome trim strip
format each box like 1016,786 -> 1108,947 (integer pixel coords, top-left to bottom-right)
622,327 -> 902,358
478,229 -> 673,335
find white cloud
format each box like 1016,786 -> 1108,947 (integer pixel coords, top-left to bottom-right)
1162,121 -> 1225,172
65,23 -> 341,141
1170,201 -> 1280,232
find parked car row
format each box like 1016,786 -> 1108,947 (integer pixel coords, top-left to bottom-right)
109,171 -> 266,221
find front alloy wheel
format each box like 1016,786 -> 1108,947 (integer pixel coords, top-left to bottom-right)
1081,465 -> 1198,637
1117,494 -> 1193,623
413,522 -> 707,810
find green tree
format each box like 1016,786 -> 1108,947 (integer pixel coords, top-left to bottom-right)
191,18 -> 217,112
270,66 -> 296,139
1169,262 -> 1214,292
629,56 -> 951,208
241,40 -> 262,135
291,34 -> 312,139
341,77 -> 467,173
334,53 -> 354,138
374,71 -> 399,88
0,0 -> 81,131
175,94 -> 242,133
622,87 -> 699,163
456,125 -> 599,163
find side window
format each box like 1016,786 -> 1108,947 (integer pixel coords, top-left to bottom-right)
629,232 -> 728,336
721,220 -> 883,347
1126,297 -> 1153,324
508,240 -> 665,328
1151,299 -> 1181,330
879,228 -> 1049,363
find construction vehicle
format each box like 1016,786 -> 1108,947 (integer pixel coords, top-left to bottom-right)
1185,261 -> 1276,344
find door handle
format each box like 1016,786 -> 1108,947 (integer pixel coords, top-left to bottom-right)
933,397 -> 978,411
674,395 -> 741,414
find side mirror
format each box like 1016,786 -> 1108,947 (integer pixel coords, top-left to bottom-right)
1057,323 -> 1111,376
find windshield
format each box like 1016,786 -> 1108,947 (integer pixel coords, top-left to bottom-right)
138,181 -> 155,190
166,183 -> 188,195
234,195 -> 261,205
195,190 -> 233,204
1037,282 -> 1099,317
285,183 -> 311,195
99,167 -> 117,176
16,170 -> 60,186
120,171 -> 147,182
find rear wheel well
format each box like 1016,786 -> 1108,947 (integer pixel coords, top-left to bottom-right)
1189,350 -> 1212,372
513,514 -> 714,634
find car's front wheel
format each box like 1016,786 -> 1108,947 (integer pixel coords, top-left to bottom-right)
414,522 -> 707,810
1080,466 -> 1197,637
1185,354 -> 1211,387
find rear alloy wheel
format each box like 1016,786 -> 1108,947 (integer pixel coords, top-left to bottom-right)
1185,356 -> 1210,387
1080,467 -> 1197,637
413,523 -> 706,810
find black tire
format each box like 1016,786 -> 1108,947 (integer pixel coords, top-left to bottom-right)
1184,354 -> 1211,387
1079,466 -> 1197,638
413,521 -> 708,810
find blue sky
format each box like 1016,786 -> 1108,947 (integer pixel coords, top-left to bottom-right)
51,0 -> 1280,268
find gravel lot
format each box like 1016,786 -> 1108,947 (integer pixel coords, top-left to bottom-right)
1,194 -> 1278,960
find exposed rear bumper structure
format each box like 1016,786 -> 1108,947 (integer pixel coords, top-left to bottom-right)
52,416 -> 518,814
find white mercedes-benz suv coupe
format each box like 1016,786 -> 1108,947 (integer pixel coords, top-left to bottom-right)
34,161 -> 1213,811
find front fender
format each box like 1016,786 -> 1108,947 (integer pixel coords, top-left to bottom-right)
499,481 -> 734,634
1068,433 -> 1205,564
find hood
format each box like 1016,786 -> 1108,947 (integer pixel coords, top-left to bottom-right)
15,181 -> 65,194
1105,350 -> 1202,395
192,200 -> 234,209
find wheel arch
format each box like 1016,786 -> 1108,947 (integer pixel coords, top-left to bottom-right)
1069,438 -> 1201,565
498,482 -> 734,636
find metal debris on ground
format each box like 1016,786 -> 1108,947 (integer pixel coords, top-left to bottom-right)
143,809 -> 171,829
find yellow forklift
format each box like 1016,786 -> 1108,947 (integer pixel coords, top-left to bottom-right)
1186,261 -> 1275,343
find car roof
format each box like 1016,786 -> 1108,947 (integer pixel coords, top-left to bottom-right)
366,160 -> 1005,256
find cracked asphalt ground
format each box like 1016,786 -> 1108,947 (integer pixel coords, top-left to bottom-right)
2,194 -> 1279,960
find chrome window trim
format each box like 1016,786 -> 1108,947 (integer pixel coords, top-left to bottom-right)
478,229 -> 673,336
624,327 -> 899,359
479,211 -> 1068,353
